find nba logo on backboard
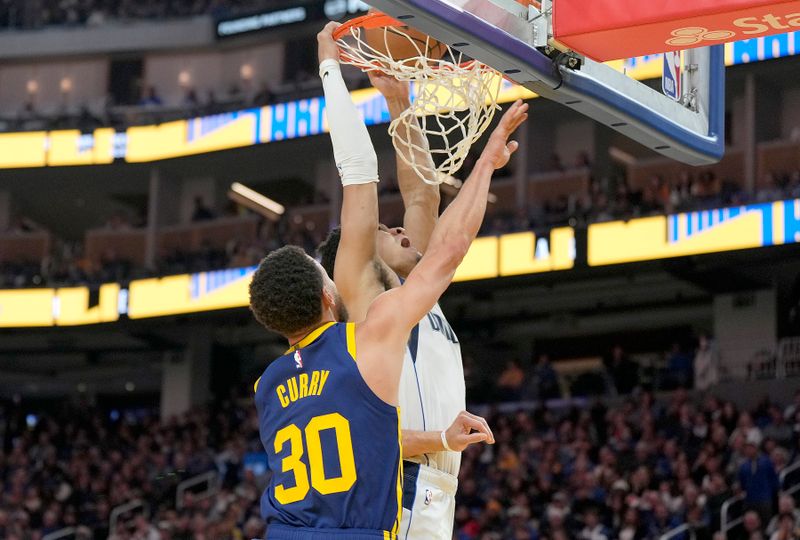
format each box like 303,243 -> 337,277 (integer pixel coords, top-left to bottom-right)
294,351 -> 303,369
662,51 -> 681,102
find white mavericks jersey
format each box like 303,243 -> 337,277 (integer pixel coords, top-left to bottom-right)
398,302 -> 465,477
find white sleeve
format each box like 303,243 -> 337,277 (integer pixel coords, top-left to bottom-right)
319,59 -> 379,186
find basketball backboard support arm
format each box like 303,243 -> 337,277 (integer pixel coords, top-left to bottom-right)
365,0 -> 725,166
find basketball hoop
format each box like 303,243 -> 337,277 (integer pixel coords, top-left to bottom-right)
332,12 -> 501,185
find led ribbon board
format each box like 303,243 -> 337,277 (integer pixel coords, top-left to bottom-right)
589,199 -> 800,266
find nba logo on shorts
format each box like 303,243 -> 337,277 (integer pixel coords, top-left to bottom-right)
294,351 -> 303,369
424,489 -> 433,505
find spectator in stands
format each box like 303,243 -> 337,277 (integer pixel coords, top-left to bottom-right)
227,82 -> 243,101
665,342 -> 693,389
139,86 -> 163,106
647,501 -> 681,538
542,495 -> 571,538
579,508 -> 611,540
786,170 -> 800,199
616,506 -> 646,540
766,496 -> 800,536
758,173 -> 784,203
739,510 -> 767,540
253,82 -> 275,106
604,345 -> 639,395
205,90 -> 220,115
182,87 -> 200,112
706,473 -> 733,531
732,412 -> 764,448
506,503 -> 538,539
784,390 -> 800,422
769,512 -> 800,540
670,171 -> 693,210
763,406 -> 794,448
694,334 -> 720,391
496,359 -> 526,400
739,441 -> 780,525
191,196 -> 215,222
532,354 -> 561,401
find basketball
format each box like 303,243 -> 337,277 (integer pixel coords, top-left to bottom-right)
363,24 -> 447,64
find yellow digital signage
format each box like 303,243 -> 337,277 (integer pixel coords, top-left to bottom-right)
0,132 -> 47,168
588,199 -> 797,266
0,289 -> 54,327
55,284 -> 121,326
125,111 -> 259,163
454,228 -> 576,282
128,268 -> 255,319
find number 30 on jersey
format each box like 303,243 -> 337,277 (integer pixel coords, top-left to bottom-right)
273,412 -> 357,504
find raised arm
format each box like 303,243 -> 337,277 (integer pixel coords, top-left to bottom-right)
317,23 -> 385,321
369,72 -> 440,254
357,100 -> 529,404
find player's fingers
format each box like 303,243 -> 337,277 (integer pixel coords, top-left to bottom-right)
319,21 -> 338,38
459,415 -> 488,434
460,413 -> 493,440
497,103 -> 528,138
509,112 -> 529,132
498,100 -> 523,129
512,100 -> 528,120
462,412 -> 495,443
460,432 -> 489,447
507,108 -> 528,130
507,141 -> 519,154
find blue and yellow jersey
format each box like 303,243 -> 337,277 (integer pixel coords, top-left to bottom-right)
254,322 -> 402,539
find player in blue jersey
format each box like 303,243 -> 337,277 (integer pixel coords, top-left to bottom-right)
246,22 -> 527,539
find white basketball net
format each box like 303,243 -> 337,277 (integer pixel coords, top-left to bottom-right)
335,17 -> 501,185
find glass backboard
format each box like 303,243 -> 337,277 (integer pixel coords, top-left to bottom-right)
365,0 -> 726,165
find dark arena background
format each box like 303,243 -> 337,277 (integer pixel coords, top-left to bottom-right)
0,1 -> 799,539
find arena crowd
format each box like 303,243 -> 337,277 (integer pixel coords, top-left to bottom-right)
1,385 -> 798,539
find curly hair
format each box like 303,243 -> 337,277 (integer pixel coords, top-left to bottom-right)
249,246 -> 323,336
316,226 -> 341,279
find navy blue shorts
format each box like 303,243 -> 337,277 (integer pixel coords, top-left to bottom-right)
266,524 -> 393,539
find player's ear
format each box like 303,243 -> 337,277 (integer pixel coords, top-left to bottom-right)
321,285 -> 336,310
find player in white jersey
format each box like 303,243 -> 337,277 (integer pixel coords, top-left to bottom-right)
316,33 -> 501,539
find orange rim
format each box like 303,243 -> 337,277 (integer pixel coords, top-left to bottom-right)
331,12 -> 405,41
333,11 -> 482,72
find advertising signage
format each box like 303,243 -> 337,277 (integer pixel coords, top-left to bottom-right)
216,0 -> 368,38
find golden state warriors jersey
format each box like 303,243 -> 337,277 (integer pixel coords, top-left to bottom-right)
254,322 -> 402,539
